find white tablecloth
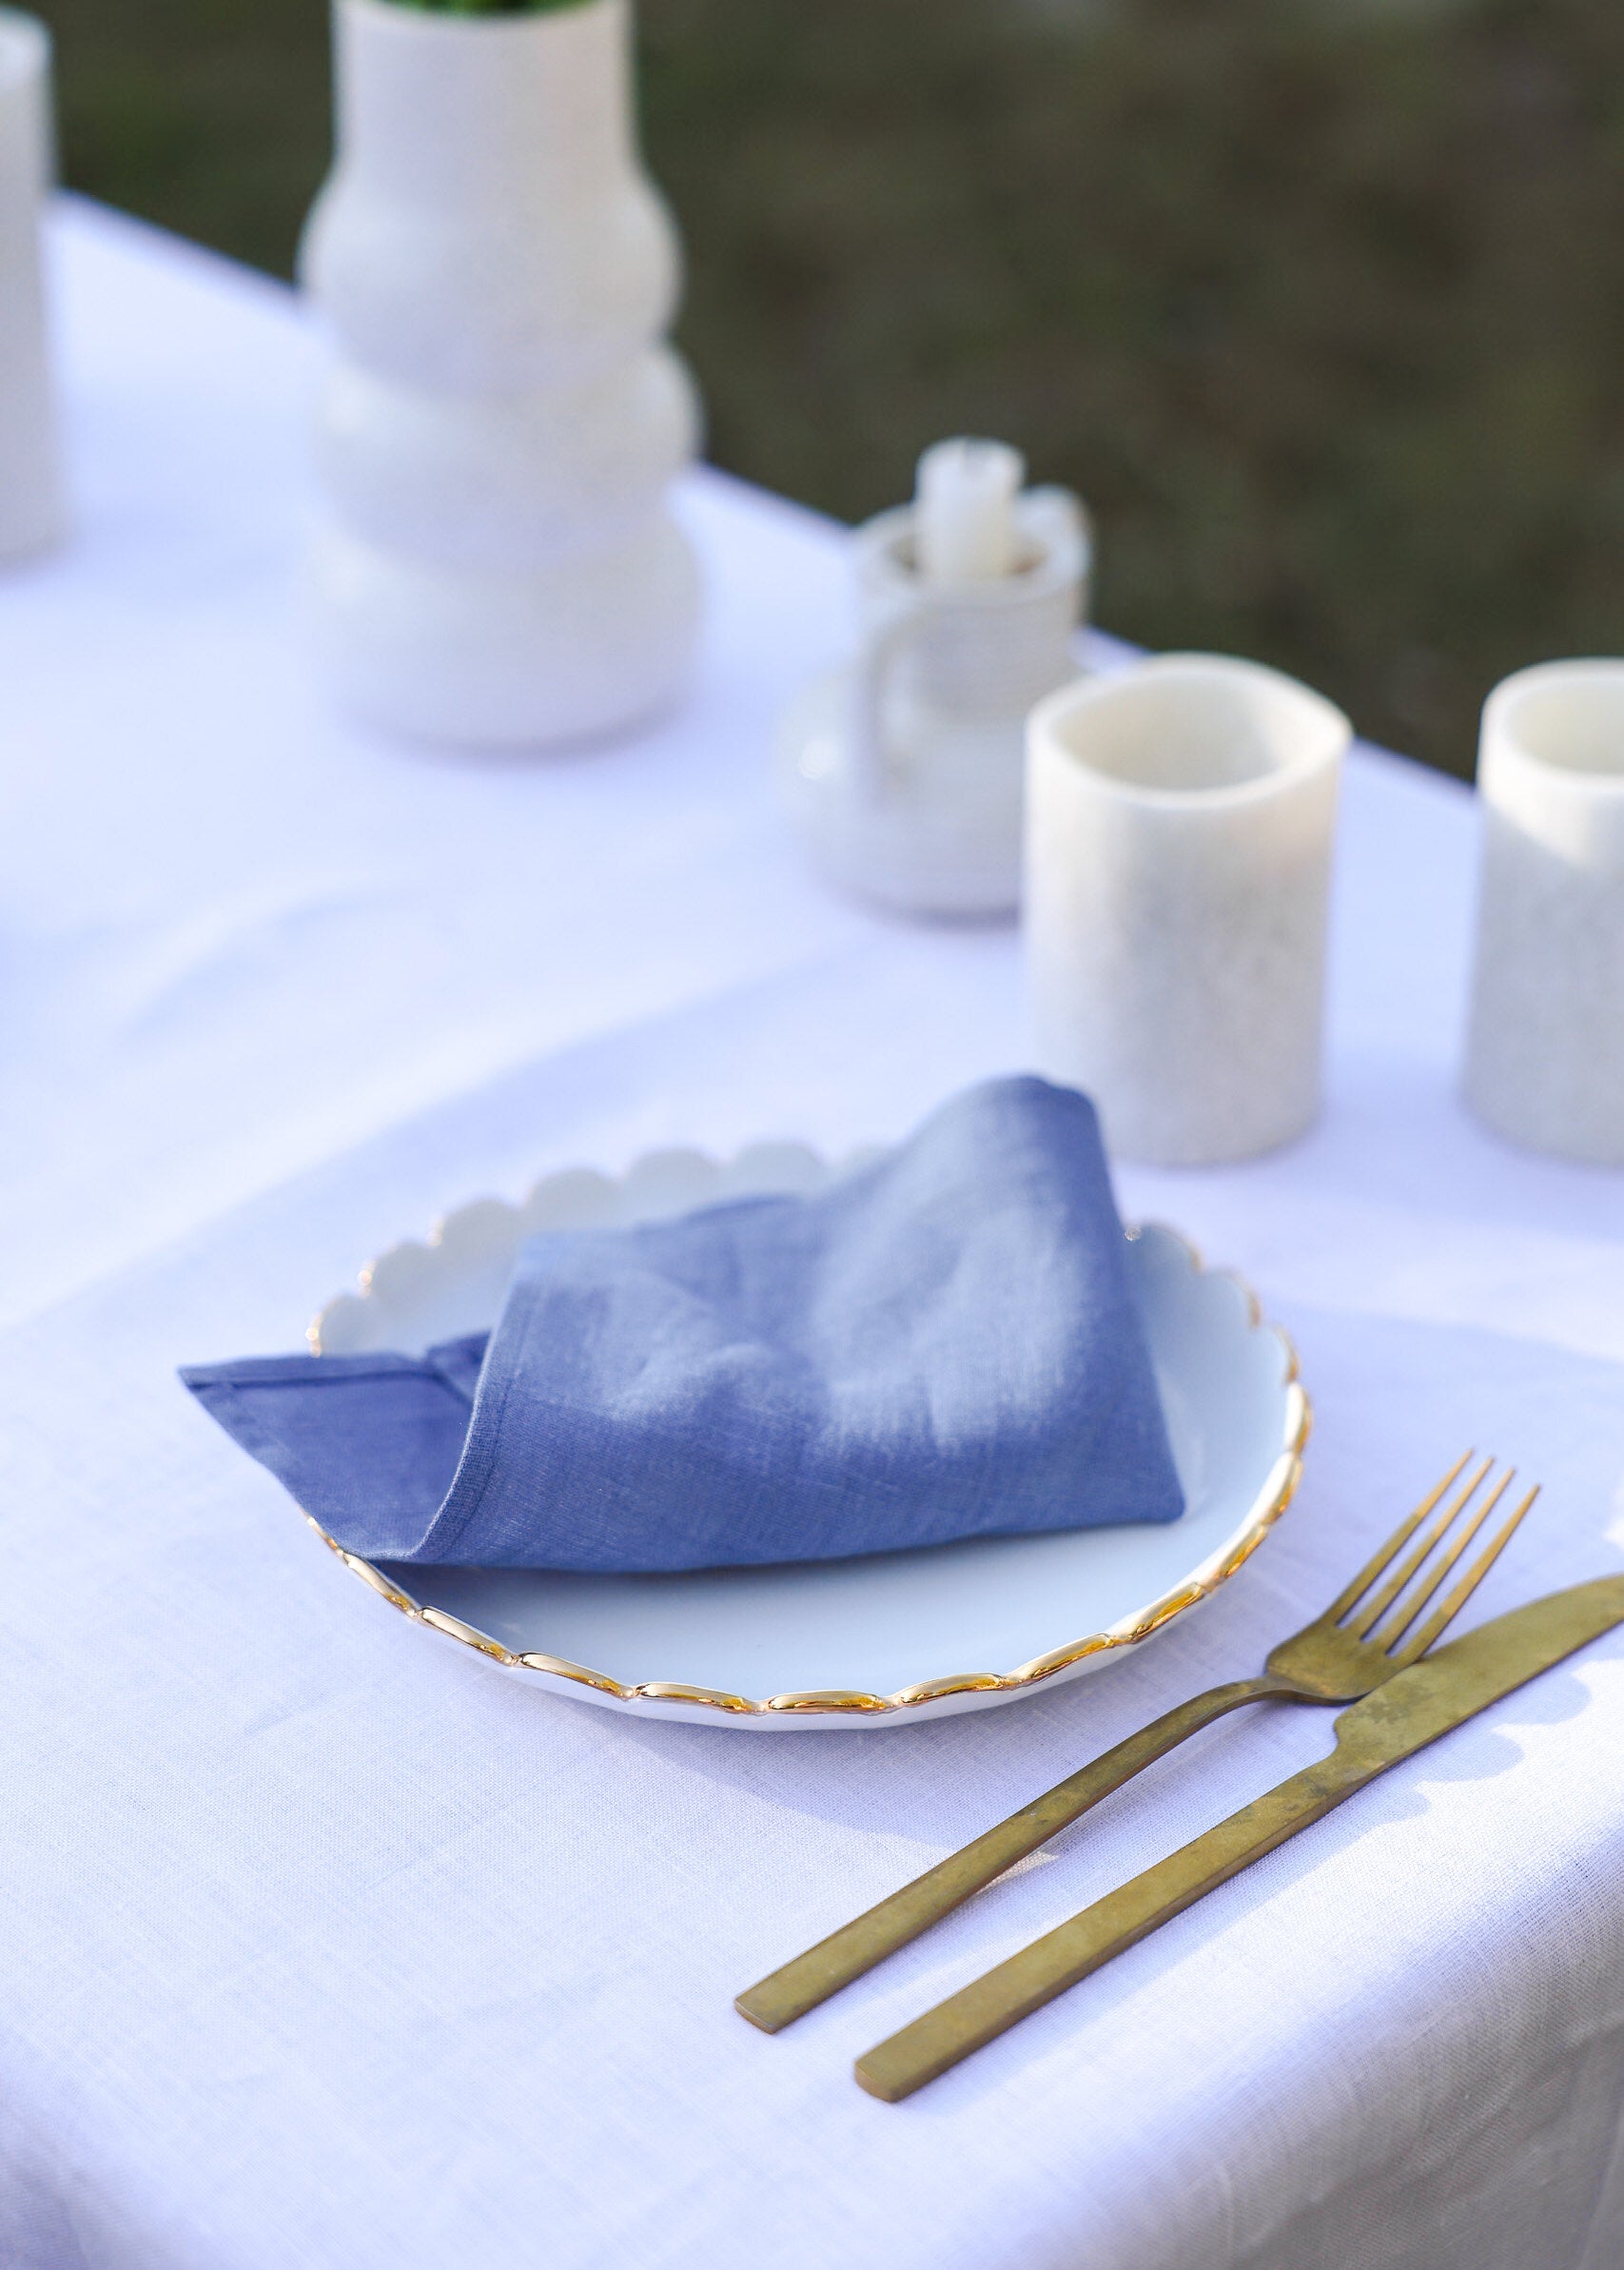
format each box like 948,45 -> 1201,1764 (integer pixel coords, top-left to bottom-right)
5,201 -> 1624,2270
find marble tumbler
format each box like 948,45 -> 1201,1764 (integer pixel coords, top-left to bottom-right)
1026,654 -> 1350,1166
1464,659 -> 1624,1165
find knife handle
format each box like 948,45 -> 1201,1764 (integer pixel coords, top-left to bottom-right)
855,1746 -> 1369,2102
736,1673 -> 1290,2033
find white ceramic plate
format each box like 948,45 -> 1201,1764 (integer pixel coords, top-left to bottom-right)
309,1145 -> 1308,1730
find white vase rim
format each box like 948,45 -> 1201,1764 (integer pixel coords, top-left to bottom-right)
339,0 -> 610,36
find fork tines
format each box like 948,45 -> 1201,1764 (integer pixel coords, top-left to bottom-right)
1329,1452 -> 1539,1671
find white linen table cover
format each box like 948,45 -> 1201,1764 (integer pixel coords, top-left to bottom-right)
3,201 -> 1624,2270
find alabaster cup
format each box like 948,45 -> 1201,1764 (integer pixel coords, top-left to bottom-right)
1025,654 -> 1350,1166
1465,660 -> 1624,1165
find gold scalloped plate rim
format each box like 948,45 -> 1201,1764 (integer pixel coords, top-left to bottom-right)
305,1214 -> 1309,1723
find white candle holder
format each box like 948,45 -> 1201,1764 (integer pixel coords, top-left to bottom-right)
776,440 -> 1088,919
1464,659 -> 1624,1165
1026,654 -> 1349,1165
0,9 -> 65,563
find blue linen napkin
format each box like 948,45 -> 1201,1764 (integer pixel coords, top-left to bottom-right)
182,1078 -> 1184,1572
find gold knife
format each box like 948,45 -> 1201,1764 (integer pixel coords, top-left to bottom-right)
855,1573 -> 1624,2102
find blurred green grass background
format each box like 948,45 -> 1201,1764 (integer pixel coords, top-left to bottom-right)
36,0 -> 1624,777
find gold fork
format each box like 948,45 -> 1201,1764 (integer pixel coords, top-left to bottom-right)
737,1453 -> 1536,2034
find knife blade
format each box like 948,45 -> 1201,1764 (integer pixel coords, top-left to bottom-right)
856,1573 -> 1624,2102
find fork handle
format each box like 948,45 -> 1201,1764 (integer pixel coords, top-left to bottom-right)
855,1746 -> 1356,2101
734,1672 -> 1294,2032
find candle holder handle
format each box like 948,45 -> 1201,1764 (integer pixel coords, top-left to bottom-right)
848,605 -> 930,808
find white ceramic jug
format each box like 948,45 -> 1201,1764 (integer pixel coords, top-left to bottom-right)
777,441 -> 1089,918
300,0 -> 700,749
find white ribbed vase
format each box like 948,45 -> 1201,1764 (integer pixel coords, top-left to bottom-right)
1464,660 -> 1624,1164
0,10 -> 65,562
299,0 -> 701,748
